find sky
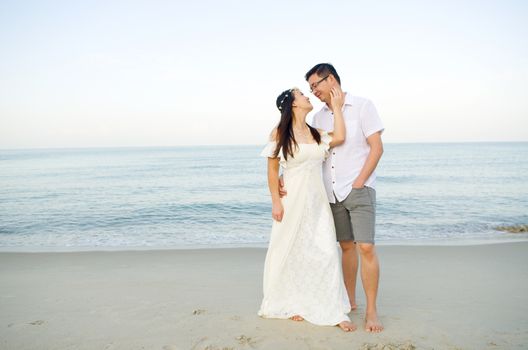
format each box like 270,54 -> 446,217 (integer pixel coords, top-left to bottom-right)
0,0 -> 527,149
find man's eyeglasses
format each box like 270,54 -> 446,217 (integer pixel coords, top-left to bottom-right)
310,75 -> 329,92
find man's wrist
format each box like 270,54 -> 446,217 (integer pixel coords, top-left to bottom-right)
352,179 -> 366,188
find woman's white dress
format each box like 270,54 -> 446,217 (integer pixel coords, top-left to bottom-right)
258,131 -> 351,326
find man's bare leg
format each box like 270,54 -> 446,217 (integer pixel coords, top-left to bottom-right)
357,243 -> 383,332
339,240 -> 359,310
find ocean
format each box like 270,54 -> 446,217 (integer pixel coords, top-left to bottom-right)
1,143 -> 527,251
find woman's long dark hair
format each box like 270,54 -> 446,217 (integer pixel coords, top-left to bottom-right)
273,88 -> 321,161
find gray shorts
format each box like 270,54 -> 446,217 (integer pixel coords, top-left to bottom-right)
330,187 -> 376,244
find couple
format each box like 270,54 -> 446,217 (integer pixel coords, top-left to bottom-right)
258,63 -> 384,333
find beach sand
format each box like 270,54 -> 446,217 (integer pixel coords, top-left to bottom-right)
1,242 -> 527,350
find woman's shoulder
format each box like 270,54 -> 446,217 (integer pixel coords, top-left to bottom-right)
268,128 -> 279,142
260,129 -> 279,159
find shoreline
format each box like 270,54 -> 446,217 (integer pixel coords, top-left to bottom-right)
1,235 -> 528,253
1,243 -> 527,349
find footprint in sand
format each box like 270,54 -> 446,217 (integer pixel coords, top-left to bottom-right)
192,309 -> 206,315
236,335 -> 257,347
162,345 -> 181,350
361,342 -> 416,350
29,320 -> 45,326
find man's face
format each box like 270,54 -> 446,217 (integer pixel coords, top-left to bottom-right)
307,73 -> 332,103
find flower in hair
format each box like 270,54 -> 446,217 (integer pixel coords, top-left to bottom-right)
278,88 -> 295,111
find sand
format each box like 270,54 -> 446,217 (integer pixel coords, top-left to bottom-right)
1,242 -> 527,350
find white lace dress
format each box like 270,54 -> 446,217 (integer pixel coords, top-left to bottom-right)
258,131 -> 351,326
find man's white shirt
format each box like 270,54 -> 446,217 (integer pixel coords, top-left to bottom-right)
311,93 -> 384,204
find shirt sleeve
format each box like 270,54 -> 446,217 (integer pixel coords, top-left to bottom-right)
360,99 -> 384,138
310,112 -> 320,129
260,141 -> 278,158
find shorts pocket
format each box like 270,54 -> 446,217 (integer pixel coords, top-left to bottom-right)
345,187 -> 371,207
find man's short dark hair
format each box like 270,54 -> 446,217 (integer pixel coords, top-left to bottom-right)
305,63 -> 341,85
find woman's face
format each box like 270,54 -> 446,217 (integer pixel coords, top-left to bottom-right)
292,89 -> 313,112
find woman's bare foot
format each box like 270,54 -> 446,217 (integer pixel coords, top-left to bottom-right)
365,312 -> 383,332
289,315 -> 304,321
338,321 -> 357,332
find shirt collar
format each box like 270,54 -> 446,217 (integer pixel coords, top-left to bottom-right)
322,92 -> 353,111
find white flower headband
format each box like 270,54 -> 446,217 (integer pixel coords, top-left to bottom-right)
278,88 -> 297,111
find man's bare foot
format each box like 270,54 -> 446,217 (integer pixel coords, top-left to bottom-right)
338,321 -> 357,332
289,315 -> 304,321
365,312 -> 383,332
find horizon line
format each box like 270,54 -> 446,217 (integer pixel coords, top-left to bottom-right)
1,140 -> 528,152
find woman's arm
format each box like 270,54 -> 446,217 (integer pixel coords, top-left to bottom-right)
267,157 -> 283,221
327,87 -> 346,148
267,129 -> 284,222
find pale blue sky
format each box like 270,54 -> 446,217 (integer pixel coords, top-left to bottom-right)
1,0 -> 527,148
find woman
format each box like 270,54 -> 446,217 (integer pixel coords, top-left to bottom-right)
258,87 -> 356,332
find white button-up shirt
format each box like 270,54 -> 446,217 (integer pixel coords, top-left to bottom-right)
311,93 -> 384,203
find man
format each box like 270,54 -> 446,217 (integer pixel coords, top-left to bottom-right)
282,63 -> 384,332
